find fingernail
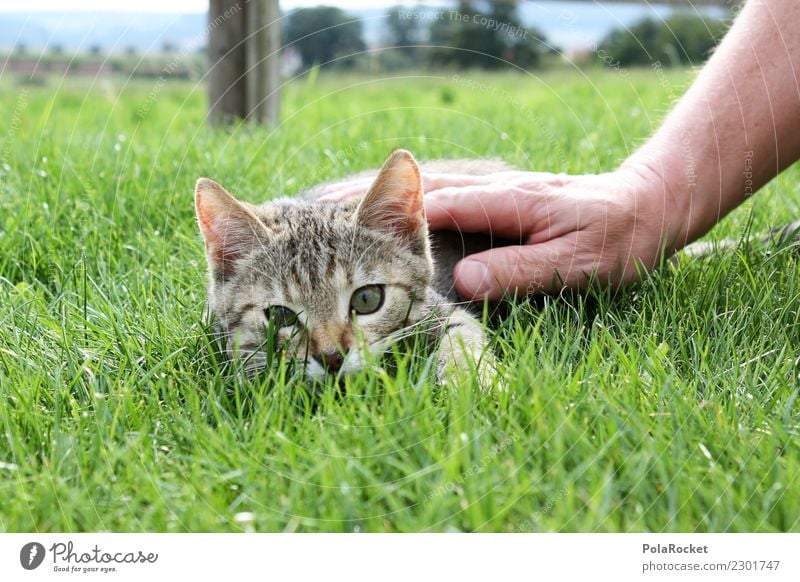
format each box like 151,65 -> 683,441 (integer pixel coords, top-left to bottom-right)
458,259 -> 493,299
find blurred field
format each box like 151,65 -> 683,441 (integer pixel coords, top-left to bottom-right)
0,69 -> 798,532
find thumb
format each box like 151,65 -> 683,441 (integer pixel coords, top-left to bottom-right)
454,244 -> 563,300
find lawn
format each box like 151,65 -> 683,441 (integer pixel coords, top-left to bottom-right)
0,68 -> 798,532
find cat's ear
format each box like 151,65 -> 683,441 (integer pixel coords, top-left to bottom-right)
195,178 -> 266,278
356,149 -> 428,251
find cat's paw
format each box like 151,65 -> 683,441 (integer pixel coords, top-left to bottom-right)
484,356 -> 506,391
437,351 -> 503,392
434,306 -> 503,392
475,353 -> 506,392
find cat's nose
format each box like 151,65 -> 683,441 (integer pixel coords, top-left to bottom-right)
313,350 -> 344,373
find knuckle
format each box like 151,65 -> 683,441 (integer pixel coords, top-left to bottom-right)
519,180 -> 549,195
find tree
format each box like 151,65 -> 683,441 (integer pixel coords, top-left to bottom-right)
428,0 -> 544,69
597,14 -> 728,67
386,6 -> 420,56
285,6 -> 365,69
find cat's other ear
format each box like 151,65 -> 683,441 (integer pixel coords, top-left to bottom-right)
357,149 -> 427,251
195,178 -> 266,278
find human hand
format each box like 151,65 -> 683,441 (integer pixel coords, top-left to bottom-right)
423,166 -> 685,300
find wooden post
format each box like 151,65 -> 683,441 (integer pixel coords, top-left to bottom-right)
208,0 -> 280,125
246,0 -> 281,124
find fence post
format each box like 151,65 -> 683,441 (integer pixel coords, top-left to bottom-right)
208,0 -> 280,125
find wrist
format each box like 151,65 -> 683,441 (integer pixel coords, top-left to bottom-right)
619,151 -> 705,253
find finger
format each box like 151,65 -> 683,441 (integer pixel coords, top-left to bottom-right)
424,185 -> 542,236
317,181 -> 372,201
319,173 -> 508,201
424,171 -> 562,192
320,172 -> 512,201
316,172 -> 497,202
422,172 -> 505,192
453,242 -> 572,300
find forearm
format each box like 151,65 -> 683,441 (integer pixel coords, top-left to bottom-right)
624,0 -> 800,248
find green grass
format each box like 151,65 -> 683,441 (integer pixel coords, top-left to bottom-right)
0,68 -> 798,532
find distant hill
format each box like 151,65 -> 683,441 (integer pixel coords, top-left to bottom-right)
0,2 -> 728,55
0,12 -> 207,54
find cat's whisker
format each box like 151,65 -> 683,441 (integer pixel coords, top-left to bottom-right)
366,317 -> 451,350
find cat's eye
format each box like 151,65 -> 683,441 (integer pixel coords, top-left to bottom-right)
264,305 -> 299,328
350,285 -> 385,315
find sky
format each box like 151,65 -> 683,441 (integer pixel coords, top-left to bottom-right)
0,0 -> 452,12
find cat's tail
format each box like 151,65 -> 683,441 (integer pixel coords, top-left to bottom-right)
681,220 -> 800,257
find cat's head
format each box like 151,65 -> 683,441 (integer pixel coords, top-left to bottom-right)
195,149 -> 434,379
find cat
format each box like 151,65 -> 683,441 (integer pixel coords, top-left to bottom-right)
195,149 -> 511,387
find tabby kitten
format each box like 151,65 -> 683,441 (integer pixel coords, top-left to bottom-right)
195,149 -> 505,386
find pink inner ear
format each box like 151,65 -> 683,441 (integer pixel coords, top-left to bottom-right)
398,188 -> 425,231
196,204 -> 217,241
204,222 -> 241,277
197,202 -> 247,277
407,188 -> 424,218
209,239 -> 241,277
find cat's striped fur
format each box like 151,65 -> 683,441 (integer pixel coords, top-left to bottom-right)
195,150 -> 505,385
